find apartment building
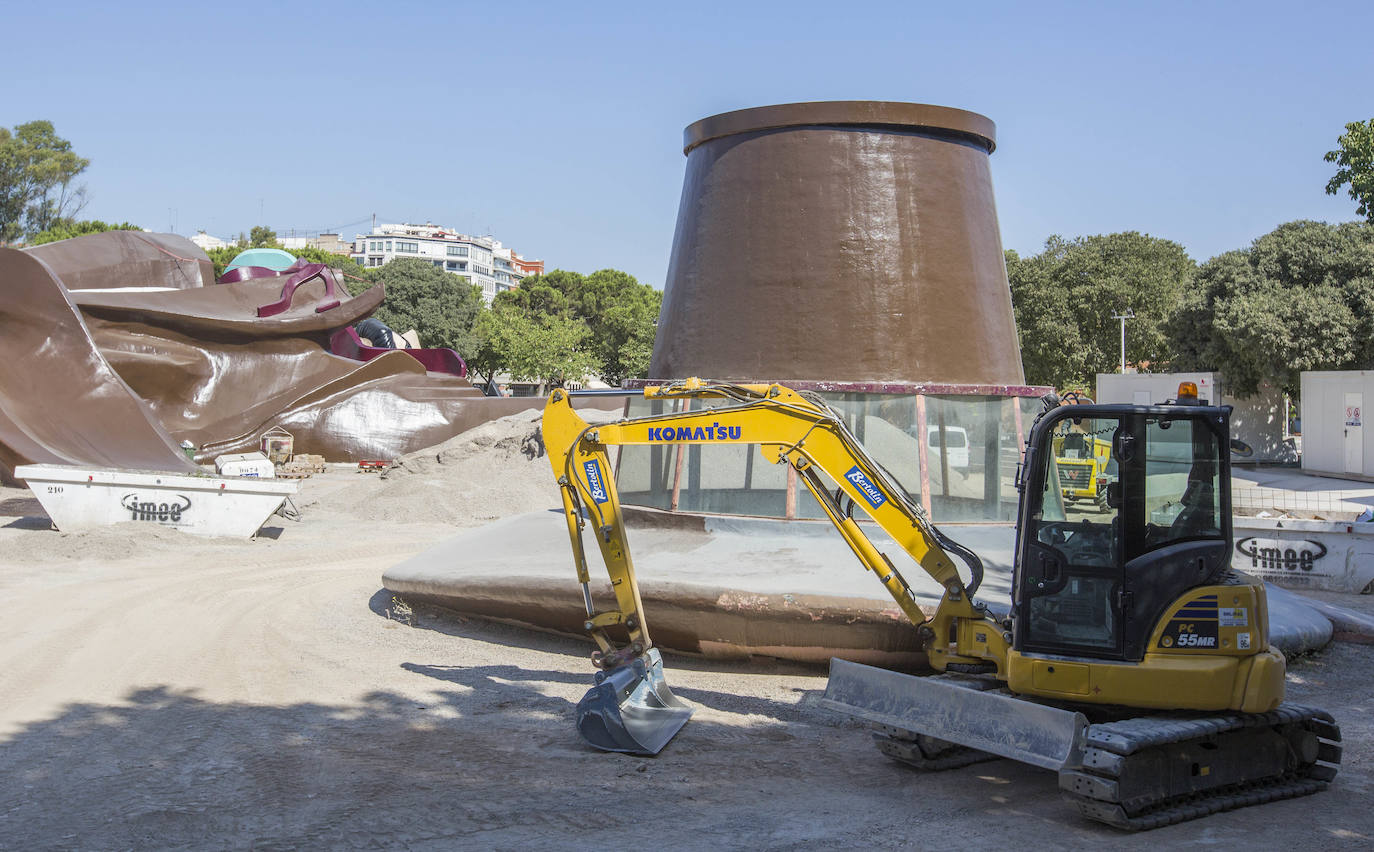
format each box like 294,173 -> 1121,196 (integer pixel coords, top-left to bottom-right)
192,231 -> 353,256
350,223 -> 543,302
280,233 -> 352,255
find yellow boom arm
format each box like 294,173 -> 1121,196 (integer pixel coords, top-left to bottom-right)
543,378 -> 1010,675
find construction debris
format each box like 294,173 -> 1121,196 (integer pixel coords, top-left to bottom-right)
276,454 -> 327,479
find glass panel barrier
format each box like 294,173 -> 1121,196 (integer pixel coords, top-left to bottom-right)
615,391 -> 1044,524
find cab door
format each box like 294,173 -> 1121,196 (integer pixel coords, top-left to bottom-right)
1015,412 -> 1126,658
1117,410 -> 1231,659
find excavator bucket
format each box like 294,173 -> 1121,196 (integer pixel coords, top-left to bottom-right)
576,648 -> 693,755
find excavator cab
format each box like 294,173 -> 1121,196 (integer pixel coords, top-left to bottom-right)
1014,403 -> 1232,662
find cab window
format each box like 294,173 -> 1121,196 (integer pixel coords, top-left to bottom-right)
1142,416 -> 1223,551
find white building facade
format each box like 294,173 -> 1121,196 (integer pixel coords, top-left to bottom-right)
190,231 -> 231,251
280,233 -> 352,255
350,223 -> 541,302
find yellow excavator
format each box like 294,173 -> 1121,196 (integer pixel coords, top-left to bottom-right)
542,378 -> 1341,830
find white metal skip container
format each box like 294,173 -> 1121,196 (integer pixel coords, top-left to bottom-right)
14,464 -> 299,538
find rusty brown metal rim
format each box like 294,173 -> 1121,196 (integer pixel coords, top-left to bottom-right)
625,378 -> 1052,398
683,101 -> 997,155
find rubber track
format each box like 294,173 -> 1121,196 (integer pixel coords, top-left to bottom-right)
871,728 -> 998,772
1072,776 -> 1329,830
1064,703 -> 1342,830
1082,703 -> 1338,755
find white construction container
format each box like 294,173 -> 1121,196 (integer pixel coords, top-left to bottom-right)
14,465 -> 297,538
214,452 -> 275,478
1096,372 -> 1292,463
1300,370 -> 1374,480
1233,515 -> 1374,593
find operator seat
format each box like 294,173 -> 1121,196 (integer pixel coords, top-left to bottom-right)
1169,480 -> 1217,540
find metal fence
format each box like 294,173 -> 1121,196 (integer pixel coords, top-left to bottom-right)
1232,486 -> 1367,518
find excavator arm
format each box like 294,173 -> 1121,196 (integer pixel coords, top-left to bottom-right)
543,378 -> 1008,753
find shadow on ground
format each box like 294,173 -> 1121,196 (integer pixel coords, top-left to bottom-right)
2,606 -> 1367,848
0,676 -> 1050,849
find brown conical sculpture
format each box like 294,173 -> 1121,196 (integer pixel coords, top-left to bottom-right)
650,101 -> 1024,386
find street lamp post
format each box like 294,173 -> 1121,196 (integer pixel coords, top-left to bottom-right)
1111,309 -> 1135,373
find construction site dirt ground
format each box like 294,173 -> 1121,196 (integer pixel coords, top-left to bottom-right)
0,467 -> 1371,850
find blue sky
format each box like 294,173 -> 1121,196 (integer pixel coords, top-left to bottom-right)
6,1 -> 1371,287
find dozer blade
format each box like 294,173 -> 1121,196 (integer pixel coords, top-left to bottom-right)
576,648 -> 693,755
819,658 -> 1088,771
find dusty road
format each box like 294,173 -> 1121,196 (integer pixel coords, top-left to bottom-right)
0,472 -> 1370,850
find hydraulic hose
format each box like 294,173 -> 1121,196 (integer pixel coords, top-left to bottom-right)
933,527 -> 984,597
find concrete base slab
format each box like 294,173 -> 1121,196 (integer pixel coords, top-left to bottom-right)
382,508 -> 1347,664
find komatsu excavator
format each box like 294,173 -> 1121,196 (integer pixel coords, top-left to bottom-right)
542,379 -> 1341,830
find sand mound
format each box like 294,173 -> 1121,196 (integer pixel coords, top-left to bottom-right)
4,521 -> 257,563
331,405 -> 621,526
384,408 -> 547,477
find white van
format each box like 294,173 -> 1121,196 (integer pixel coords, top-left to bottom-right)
926,425 -> 969,469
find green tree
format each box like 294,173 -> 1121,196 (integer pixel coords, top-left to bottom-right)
292,246 -> 366,283
492,267 -> 661,384
205,245 -> 254,280
578,269 -> 661,384
0,120 -> 90,242
27,218 -> 141,245
1325,119 -> 1374,221
1007,232 -> 1196,389
1169,220 -> 1374,396
363,257 -> 485,354
463,310 -> 505,390
472,301 -> 596,391
1006,245 -> 1091,390
249,225 -> 278,247
496,268 -> 581,317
